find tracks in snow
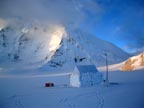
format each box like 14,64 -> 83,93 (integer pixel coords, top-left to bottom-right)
2,94 -> 26,108
59,91 -> 104,108
9,94 -> 24,108
96,91 -> 104,108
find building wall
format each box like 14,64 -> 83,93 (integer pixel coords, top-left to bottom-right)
70,67 -> 103,87
70,67 -> 80,87
80,72 -> 103,87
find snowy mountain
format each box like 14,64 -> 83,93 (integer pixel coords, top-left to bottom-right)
0,25 -> 130,71
120,53 -> 144,71
0,24 -> 66,70
98,52 -> 144,71
41,28 -> 130,71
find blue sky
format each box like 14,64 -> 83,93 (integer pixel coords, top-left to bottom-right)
82,0 -> 144,53
0,0 -> 143,53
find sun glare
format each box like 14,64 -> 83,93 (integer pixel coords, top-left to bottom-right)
49,26 -> 66,51
0,19 -> 8,31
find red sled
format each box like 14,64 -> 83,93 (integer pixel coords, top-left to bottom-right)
45,83 -> 54,87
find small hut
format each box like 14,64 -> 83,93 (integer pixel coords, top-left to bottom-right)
70,65 -> 103,87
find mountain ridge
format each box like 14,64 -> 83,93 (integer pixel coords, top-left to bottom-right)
98,52 -> 144,71
0,25 -> 130,72
41,28 -> 130,71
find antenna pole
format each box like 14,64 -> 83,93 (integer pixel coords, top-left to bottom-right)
104,53 -> 109,85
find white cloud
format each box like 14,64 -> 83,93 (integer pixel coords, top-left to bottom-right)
0,0 -> 100,27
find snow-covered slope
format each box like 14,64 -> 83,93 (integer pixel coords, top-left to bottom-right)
0,24 -> 66,69
0,24 -> 129,72
98,52 -> 144,71
42,28 -> 130,71
120,53 -> 144,71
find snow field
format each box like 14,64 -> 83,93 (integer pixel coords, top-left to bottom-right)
0,70 -> 144,108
